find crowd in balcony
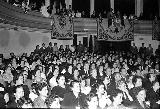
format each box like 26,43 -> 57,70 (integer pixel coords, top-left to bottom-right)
0,41 -> 160,108
2,0 -> 139,20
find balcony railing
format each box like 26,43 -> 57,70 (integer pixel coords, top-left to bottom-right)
0,0 -> 152,35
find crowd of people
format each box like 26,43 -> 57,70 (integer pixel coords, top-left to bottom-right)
0,40 -> 160,109
2,0 -> 137,19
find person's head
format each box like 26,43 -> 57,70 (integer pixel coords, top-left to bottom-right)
22,70 -> 28,81
84,62 -> 89,71
14,85 -> 24,100
73,67 -> 79,77
98,64 -> 104,72
91,62 -> 96,70
80,78 -> 86,87
120,67 -> 128,76
117,80 -> 127,91
91,69 -> 97,78
114,72 -> 122,82
56,74 -> 65,86
70,80 -> 80,93
49,42 -> 52,46
149,68 -> 155,74
79,41 -> 82,45
36,82 -> 48,97
133,43 -> 135,46
86,93 -> 98,109
96,82 -> 105,94
135,88 -> 146,102
21,99 -> 33,108
152,81 -> 160,91
53,68 -> 59,77
54,43 -> 57,46
103,76 -> 110,86
147,73 -> 156,82
106,67 -> 112,76
14,73 -> 24,85
110,89 -> 123,106
76,63 -> 81,69
42,43 -> 45,47
132,76 -> 143,87
49,95 -> 60,108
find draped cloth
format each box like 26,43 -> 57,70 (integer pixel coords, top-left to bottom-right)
51,14 -> 74,40
152,20 -> 160,41
97,18 -> 134,41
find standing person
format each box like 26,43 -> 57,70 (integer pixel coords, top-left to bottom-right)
39,43 -> 46,54
53,43 -> 59,56
70,44 -> 75,54
107,8 -> 115,27
146,44 -> 153,58
130,43 -> 138,57
155,45 -> 160,57
61,80 -> 86,109
77,41 -> 84,55
46,42 -> 53,54
139,43 -> 146,60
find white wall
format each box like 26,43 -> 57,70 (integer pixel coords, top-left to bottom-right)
0,29 -> 73,58
132,34 -> 160,54
0,29 -> 159,58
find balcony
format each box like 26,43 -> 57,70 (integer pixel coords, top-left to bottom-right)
0,0 -> 152,35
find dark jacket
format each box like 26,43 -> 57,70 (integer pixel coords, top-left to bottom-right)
61,91 -> 87,109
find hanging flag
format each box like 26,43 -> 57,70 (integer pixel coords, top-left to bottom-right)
51,14 -> 74,40
97,18 -> 134,41
152,20 -> 160,41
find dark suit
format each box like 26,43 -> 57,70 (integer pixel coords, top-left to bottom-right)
61,92 -> 87,109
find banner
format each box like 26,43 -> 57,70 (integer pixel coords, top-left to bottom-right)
152,20 -> 160,41
51,14 -> 73,40
97,18 -> 134,41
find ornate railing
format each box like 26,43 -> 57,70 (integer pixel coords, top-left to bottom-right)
0,0 -> 152,34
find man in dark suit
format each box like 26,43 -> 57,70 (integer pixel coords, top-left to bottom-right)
139,43 -> 146,59
61,80 -> 87,109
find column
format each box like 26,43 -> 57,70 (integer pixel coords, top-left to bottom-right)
90,0 -> 95,16
45,0 -> 50,7
159,0 -> 160,18
135,0 -> 143,17
65,0 -> 72,9
110,0 -> 114,12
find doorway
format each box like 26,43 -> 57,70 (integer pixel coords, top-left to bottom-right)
97,41 -> 131,54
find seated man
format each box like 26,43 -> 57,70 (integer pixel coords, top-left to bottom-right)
61,80 -> 87,109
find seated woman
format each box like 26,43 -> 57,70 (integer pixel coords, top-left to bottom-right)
49,67 -> 59,88
146,81 -> 160,109
130,76 -> 143,100
94,82 -> 112,109
85,93 -> 99,109
33,82 -> 48,108
117,80 -> 133,106
7,85 -> 25,108
51,74 -> 70,101
130,87 -> 150,109
48,94 -> 61,108
80,78 -> 91,95
107,89 -> 131,109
